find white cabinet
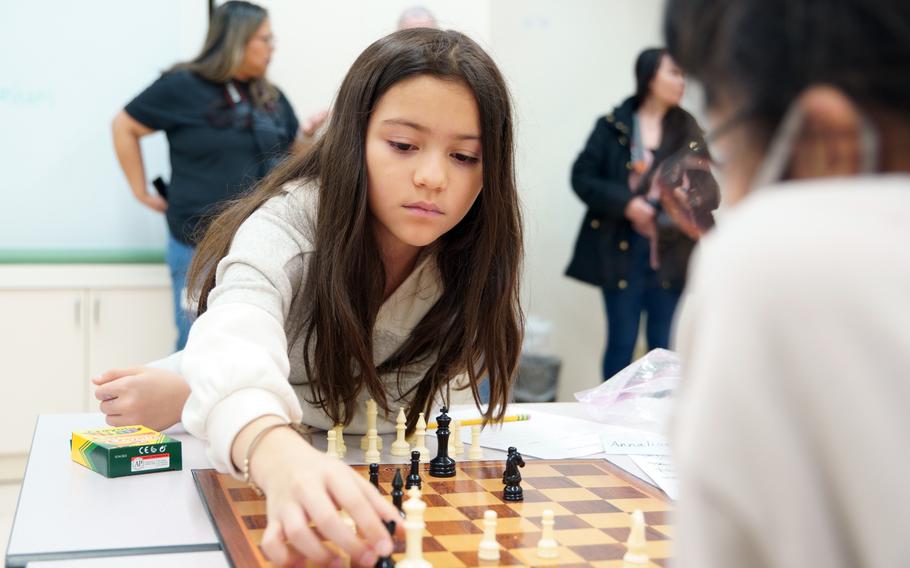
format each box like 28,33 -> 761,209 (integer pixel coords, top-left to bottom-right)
0,265 -> 176,455
0,291 -> 85,453
86,288 -> 176,410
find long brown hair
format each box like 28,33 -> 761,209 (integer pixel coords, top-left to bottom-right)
170,0 -> 277,108
188,28 -> 523,430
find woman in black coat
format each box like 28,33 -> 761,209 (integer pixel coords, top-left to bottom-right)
566,48 -> 718,380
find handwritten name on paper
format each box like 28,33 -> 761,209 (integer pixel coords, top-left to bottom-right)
600,428 -> 671,456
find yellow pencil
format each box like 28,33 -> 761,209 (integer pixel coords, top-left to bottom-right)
427,414 -> 530,429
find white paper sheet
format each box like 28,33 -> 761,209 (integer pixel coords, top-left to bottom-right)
629,455 -> 679,500
451,408 -> 606,459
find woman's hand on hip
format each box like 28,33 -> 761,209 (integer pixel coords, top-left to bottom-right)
138,193 -> 168,213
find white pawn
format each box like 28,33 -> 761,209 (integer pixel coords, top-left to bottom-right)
364,428 -> 381,463
411,412 -> 430,462
326,429 -> 341,458
361,399 -> 383,450
340,511 -> 356,568
453,419 -> 465,456
536,509 -> 559,558
334,424 -> 347,458
390,407 -> 411,456
397,487 -> 430,568
622,509 -> 650,567
477,509 -> 500,561
468,424 -> 484,460
449,420 -> 464,458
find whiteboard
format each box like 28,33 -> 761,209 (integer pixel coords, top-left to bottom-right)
0,0 -> 208,252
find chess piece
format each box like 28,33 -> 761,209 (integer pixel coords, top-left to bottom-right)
360,399 -> 383,450
406,450 -> 422,490
326,429 -> 340,458
369,463 -> 380,489
364,428 -> 381,463
446,419 -> 463,456
412,412 -> 429,462
397,487 -> 431,568
453,419 -> 465,456
390,407 -> 411,456
374,519 -> 397,568
467,424 -> 484,460
477,509 -> 500,561
622,509 -> 650,567
340,510 -> 356,533
502,446 -> 526,501
391,468 -> 404,512
334,424 -> 347,457
536,509 -> 559,558
428,407 -> 456,478
339,511 -> 357,568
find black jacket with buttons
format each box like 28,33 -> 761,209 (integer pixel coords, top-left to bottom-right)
565,97 -> 704,290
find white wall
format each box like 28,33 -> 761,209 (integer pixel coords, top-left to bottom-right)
256,0 -> 491,121
489,0 -> 667,400
0,0 -> 208,251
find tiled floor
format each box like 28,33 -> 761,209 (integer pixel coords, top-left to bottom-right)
0,482 -> 22,560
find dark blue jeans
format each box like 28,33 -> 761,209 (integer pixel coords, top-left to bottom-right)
601,233 -> 681,380
165,234 -> 195,351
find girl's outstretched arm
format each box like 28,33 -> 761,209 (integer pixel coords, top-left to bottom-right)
232,416 -> 399,567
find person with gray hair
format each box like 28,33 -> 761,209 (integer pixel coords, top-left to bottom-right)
397,5 -> 438,30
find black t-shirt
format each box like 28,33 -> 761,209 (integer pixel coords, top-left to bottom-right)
125,70 -> 299,245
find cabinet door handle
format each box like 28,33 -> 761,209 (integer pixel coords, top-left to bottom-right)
74,298 -> 82,327
93,298 -> 101,326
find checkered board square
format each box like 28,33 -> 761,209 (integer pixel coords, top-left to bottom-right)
193,459 -> 673,567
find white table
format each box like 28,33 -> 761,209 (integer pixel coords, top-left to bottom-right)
6,415 -> 220,567
26,551 -> 229,567
7,403 -> 657,567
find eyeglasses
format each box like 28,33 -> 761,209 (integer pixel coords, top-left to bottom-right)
253,33 -> 275,47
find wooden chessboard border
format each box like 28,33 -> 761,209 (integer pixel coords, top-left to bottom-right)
193,458 -> 673,568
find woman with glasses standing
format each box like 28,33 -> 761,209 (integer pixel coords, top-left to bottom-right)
112,1 -> 318,349
566,48 -> 718,381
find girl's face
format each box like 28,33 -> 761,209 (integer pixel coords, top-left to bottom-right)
650,55 -> 686,108
365,75 -> 484,254
237,19 -> 274,80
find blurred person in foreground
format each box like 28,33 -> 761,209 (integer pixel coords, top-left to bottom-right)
665,0 -> 910,566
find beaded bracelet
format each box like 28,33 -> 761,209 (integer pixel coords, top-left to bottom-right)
242,422 -> 290,496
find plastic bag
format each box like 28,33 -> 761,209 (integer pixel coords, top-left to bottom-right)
573,348 -> 681,434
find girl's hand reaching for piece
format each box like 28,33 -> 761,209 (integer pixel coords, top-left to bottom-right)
241,421 -> 401,567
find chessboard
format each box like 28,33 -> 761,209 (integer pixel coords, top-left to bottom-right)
193,459 -> 673,567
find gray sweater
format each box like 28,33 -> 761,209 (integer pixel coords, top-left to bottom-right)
177,182 -> 462,474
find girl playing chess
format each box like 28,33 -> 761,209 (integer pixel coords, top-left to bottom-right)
93,28 -> 522,567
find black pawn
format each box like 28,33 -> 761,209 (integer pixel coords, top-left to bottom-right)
391,468 -> 404,512
369,463 -> 379,489
428,406 -> 456,478
406,450 -> 422,490
374,520 -> 396,568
